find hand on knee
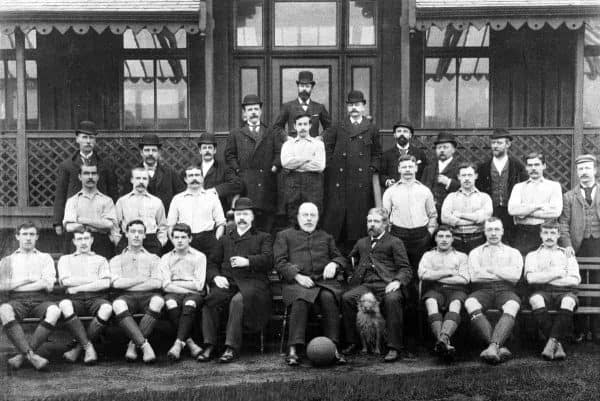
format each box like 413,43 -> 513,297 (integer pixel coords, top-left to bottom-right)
58,299 -> 75,318
529,294 -> 546,311
97,304 -> 113,321
464,298 -> 482,315
112,299 -> 129,315
502,300 -> 520,317
45,305 -> 61,325
0,304 -> 16,325
149,296 -> 165,312
448,300 -> 462,314
560,297 -> 576,312
165,299 -> 178,310
424,299 -> 439,315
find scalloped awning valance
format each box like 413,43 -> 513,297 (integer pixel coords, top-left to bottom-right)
0,0 -> 206,35
415,0 -> 600,31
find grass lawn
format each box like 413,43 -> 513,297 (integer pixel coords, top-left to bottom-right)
2,339 -> 600,401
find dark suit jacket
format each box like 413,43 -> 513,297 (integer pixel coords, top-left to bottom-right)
348,232 -> 412,287
476,155 -> 527,206
201,159 -> 243,212
421,157 -> 461,211
53,153 -> 118,226
208,227 -> 273,331
224,123 -> 282,212
272,99 -> 331,139
121,162 -> 186,212
274,227 -> 348,306
380,145 -> 428,186
559,183 -> 600,253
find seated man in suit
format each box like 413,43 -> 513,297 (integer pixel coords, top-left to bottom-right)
274,202 -> 348,366
341,208 -> 412,362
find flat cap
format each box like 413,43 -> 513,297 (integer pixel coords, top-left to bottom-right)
575,154 -> 597,164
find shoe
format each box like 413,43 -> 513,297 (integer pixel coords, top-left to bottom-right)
167,340 -> 184,361
383,349 -> 400,363
554,341 -> 566,360
125,341 -> 138,362
83,343 -> 98,365
342,343 -> 359,355
140,341 -> 156,363
218,347 -> 237,363
541,338 -> 556,361
434,335 -> 450,356
498,347 -> 512,362
186,338 -> 203,358
63,344 -> 83,363
334,350 -> 347,365
7,354 -> 25,370
196,345 -> 215,362
26,351 -> 49,371
480,343 -> 500,364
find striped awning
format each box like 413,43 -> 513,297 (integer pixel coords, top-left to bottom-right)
0,0 -> 206,35
415,0 -> 600,31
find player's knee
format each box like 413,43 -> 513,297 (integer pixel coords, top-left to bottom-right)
464,298 -> 481,314
529,294 -> 546,310
184,300 -> 197,309
424,298 -> 439,315
560,297 -> 576,311
97,303 -> 113,320
502,300 -> 520,317
0,304 -> 16,324
165,299 -> 178,310
58,299 -> 74,317
45,305 -> 61,324
112,299 -> 128,315
149,296 -> 165,312
448,300 -> 462,313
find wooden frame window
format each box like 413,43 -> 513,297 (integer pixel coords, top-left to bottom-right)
584,25 -> 600,128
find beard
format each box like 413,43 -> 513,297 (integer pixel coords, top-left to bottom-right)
396,136 -> 409,147
298,90 -> 311,101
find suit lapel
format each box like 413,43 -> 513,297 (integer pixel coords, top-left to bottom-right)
254,124 -> 266,151
349,118 -> 368,137
153,163 -> 165,189
574,187 -> 586,208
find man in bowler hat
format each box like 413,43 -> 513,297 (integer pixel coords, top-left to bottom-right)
381,120 -> 428,187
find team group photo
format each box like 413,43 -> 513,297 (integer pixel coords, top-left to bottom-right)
1,0 -> 600,400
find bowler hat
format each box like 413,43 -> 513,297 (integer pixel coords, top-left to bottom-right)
233,197 -> 255,211
490,128 -> 512,141
392,120 -> 414,134
434,132 -> 457,147
75,120 -> 98,136
138,134 -> 162,149
346,90 -> 367,104
575,154 -> 597,165
296,71 -> 315,85
198,132 -> 217,146
241,94 -> 263,107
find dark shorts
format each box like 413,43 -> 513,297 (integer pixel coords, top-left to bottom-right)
3,292 -> 57,321
62,292 -> 111,316
422,283 -> 468,309
115,292 -> 164,314
468,282 -> 521,311
164,292 -> 205,308
529,285 -> 579,309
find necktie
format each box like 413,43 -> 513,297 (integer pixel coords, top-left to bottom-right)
370,237 -> 378,249
81,156 -> 91,166
584,185 -> 595,206
147,168 -> 155,178
399,148 -> 407,157
302,103 -> 308,111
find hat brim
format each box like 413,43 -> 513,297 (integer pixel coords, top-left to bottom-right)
346,99 -> 367,104
491,135 -> 513,141
296,80 -> 316,85
242,102 -> 263,107
434,140 -> 457,147
76,129 -> 98,136
198,141 -> 217,146
138,143 -> 162,148
232,206 -> 255,211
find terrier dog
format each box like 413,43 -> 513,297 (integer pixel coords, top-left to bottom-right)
356,292 -> 386,355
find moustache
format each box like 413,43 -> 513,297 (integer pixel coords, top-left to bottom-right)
190,180 -> 201,185
86,179 -> 95,183
237,219 -> 247,225
145,155 -> 155,161
135,184 -> 146,189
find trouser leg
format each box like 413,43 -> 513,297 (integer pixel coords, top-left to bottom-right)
317,289 -> 340,345
287,299 -> 310,347
225,293 -> 244,351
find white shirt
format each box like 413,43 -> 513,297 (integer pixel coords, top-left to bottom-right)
438,157 -> 453,173
350,116 -> 363,125
201,160 -> 215,177
298,98 -> 310,111
143,162 -> 156,178
492,155 -> 509,174
280,136 -> 326,172
167,189 -> 226,233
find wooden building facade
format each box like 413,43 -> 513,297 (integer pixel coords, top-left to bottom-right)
0,0 -> 599,228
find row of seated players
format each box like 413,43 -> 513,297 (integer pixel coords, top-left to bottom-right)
0,205 -> 579,370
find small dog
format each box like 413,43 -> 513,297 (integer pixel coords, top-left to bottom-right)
356,292 -> 386,355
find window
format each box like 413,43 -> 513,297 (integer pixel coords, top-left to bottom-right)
280,67 -> 331,110
236,0 -> 264,47
273,1 -> 337,47
424,26 -> 489,128
0,30 -> 38,130
122,29 -> 189,130
348,0 -> 376,46
584,26 -> 600,127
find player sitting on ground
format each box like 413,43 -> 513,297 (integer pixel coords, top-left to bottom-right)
525,221 -> 580,360
418,225 -> 469,360
110,220 -> 165,363
57,226 -> 113,365
0,222 -> 61,370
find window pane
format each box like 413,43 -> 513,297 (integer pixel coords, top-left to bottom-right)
236,0 -> 263,47
0,62 -> 5,123
584,55 -> 600,127
425,58 -> 456,128
281,67 -> 330,111
124,60 -> 155,129
241,68 -> 259,99
123,29 -> 186,49
274,2 -> 337,47
0,30 -> 36,49
352,67 -> 371,116
157,59 -> 188,129
585,25 -> 600,46
426,25 -> 489,47
348,0 -> 375,46
457,58 -> 488,128
26,60 -> 38,123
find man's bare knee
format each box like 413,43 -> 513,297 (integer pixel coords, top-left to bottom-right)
112,299 -> 129,315
149,296 -> 165,312
560,297 -> 576,312
502,300 -> 520,317
59,299 -> 74,317
464,298 -> 482,314
45,305 -> 61,324
165,299 -> 178,310
448,300 -> 462,313
97,303 -> 113,321
184,300 -> 196,308
0,304 -> 16,325
424,298 -> 439,315
529,294 -> 545,310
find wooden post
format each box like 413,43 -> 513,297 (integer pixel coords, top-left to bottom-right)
399,0 -> 415,120
15,28 -> 28,210
572,27 -> 585,186
205,0 -> 215,133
